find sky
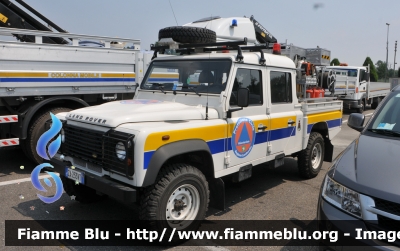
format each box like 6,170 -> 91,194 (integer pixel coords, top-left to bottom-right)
16,0 -> 400,68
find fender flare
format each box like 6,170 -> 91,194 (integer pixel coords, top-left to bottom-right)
141,139 -> 214,187
308,121 -> 333,162
20,96 -> 89,139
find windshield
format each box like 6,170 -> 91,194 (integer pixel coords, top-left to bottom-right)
140,59 -> 232,94
367,92 -> 400,136
333,69 -> 358,77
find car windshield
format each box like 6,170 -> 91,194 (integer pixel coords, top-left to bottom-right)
367,92 -> 400,136
140,59 -> 232,95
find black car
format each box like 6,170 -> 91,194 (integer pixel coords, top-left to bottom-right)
318,86 -> 400,250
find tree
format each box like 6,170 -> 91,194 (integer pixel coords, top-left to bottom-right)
375,60 -> 387,81
330,58 -> 340,66
398,67 -> 400,77
363,57 -> 378,82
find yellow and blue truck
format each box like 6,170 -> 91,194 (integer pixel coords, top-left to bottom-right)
50,18 -> 343,233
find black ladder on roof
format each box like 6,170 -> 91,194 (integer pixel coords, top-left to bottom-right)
0,0 -> 69,44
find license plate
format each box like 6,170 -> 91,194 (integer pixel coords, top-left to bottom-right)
65,167 -> 85,185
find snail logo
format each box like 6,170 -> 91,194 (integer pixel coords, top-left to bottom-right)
31,113 -> 64,204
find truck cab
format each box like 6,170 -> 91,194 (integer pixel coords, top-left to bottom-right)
326,66 -> 390,112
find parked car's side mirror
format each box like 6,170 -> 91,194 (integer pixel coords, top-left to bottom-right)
348,113 -> 365,132
237,88 -> 249,108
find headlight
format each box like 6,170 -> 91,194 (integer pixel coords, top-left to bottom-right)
322,176 -> 362,218
115,142 -> 126,161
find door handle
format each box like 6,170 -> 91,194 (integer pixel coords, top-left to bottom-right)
288,121 -> 295,125
258,125 -> 268,130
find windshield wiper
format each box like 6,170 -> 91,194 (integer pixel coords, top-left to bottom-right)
151,83 -> 166,94
367,129 -> 400,137
186,86 -> 201,96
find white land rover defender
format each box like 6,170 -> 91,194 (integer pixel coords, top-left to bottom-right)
50,17 -> 343,232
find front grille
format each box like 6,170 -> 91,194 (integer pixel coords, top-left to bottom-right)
364,197 -> 400,247
63,124 -> 134,178
374,198 -> 400,216
377,215 -> 400,231
63,125 -> 104,166
366,218 -> 400,247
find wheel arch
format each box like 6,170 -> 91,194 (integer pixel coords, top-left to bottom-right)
141,139 -> 215,187
20,96 -> 89,139
309,122 -> 333,162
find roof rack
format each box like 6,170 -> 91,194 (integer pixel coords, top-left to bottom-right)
150,37 -> 269,65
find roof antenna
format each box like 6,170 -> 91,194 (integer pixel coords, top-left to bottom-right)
168,0 -> 179,25
205,80 -> 209,120
205,14 -> 213,120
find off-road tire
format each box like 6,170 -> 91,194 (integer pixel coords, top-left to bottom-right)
61,175 -> 105,203
356,99 -> 365,113
298,132 -> 325,179
23,107 -> 71,164
139,163 -> 209,240
371,97 -> 380,109
159,26 -> 216,44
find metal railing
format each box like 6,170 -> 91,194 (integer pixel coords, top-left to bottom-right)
0,27 -> 141,49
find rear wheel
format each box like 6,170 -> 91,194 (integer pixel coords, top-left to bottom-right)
298,132 -> 325,179
371,97 -> 381,109
356,99 -> 365,113
22,107 -> 71,164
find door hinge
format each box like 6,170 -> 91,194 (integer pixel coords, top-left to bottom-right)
224,155 -> 230,165
267,142 -> 272,154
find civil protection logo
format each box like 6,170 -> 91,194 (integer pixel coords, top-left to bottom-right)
120,99 -> 162,104
31,113 -> 64,204
231,117 -> 256,158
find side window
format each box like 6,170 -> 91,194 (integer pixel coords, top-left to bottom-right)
230,68 -> 263,106
270,71 -> 292,103
359,69 -> 367,82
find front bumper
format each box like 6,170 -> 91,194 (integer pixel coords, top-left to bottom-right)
318,197 -> 399,250
50,158 -> 137,203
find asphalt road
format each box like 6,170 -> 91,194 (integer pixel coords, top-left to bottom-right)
0,109 -> 376,251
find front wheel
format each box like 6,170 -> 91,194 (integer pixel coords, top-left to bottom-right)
139,163 -> 209,235
298,132 -> 325,179
22,107 -> 72,164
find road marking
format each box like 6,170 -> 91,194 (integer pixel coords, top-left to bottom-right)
0,173 -> 59,186
342,113 -> 373,124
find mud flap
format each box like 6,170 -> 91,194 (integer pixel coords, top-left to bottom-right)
324,139 -> 334,162
208,178 -> 225,211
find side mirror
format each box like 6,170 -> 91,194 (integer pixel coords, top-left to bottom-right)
227,88 -> 250,118
348,113 -> 365,132
237,88 -> 249,108
363,72 -> 370,82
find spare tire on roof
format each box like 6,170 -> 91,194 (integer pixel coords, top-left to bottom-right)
158,26 -> 216,44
